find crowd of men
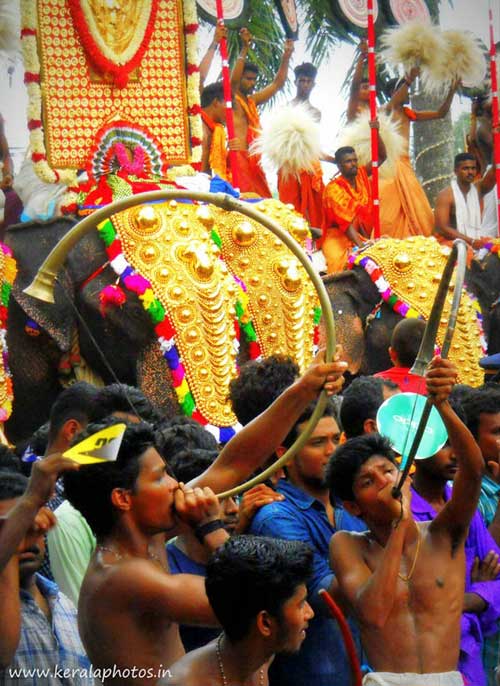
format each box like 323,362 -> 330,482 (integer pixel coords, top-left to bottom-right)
0,319 -> 499,685
0,19 -> 500,686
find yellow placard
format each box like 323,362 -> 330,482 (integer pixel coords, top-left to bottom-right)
63,423 -> 127,464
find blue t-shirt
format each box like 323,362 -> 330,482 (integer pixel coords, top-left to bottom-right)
249,479 -> 366,686
166,541 -> 220,653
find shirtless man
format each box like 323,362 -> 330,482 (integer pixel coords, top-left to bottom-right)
230,28 -> 294,196
167,536 -> 314,686
63,354 -> 346,686
289,62 -> 321,122
434,152 -> 496,250
346,40 -> 369,123
326,356 -> 484,684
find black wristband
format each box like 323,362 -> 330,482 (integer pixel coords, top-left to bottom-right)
194,519 -> 224,544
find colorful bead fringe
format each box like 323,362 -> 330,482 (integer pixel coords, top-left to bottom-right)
97,218 -> 240,442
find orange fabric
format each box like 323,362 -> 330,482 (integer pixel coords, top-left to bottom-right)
233,95 -> 271,197
403,106 -> 417,121
278,162 -> 324,228
235,94 -> 261,145
379,156 -> 433,238
201,110 -> 228,180
322,166 -> 373,236
233,150 -> 272,198
321,227 -> 355,273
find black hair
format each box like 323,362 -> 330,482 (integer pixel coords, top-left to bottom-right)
449,383 -> 476,408
229,355 -> 299,426
90,383 -> 163,425
282,398 -> 338,449
326,433 -> 397,502
63,418 -> 160,539
454,152 -> 476,169
155,416 -> 218,460
335,146 -> 356,165
294,62 -> 317,80
340,376 -> 385,439
48,382 -> 99,444
0,445 -> 22,473
385,77 -> 402,96
390,318 -> 426,367
201,81 -> 225,108
206,535 -> 313,642
462,387 -> 500,439
243,61 -> 259,76
169,448 -> 218,484
0,470 -> 29,500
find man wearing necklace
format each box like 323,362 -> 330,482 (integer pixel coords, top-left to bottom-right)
62,354 -> 346,686
326,356 -> 484,686
167,536 -> 314,686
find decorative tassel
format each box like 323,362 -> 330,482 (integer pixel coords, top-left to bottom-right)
99,284 -> 126,316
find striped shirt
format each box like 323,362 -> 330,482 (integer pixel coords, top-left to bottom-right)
0,574 -> 93,685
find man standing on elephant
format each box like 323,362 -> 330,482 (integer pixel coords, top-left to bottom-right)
63,354 -> 347,685
322,123 -> 386,274
434,152 -> 497,252
230,28 -> 294,197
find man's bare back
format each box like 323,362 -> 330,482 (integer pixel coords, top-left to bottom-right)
333,520 -> 464,674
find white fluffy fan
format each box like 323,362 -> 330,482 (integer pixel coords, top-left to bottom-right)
379,21 -> 443,74
0,1 -> 21,62
337,111 -> 406,180
379,22 -> 487,98
421,30 -> 486,96
250,104 -> 322,179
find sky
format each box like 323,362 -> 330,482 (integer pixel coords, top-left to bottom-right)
1,0 -> 499,170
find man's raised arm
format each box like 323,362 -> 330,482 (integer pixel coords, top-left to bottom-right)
429,357 -> 484,541
252,40 -> 295,106
347,40 -> 368,123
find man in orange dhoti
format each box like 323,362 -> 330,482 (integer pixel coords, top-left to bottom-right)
380,71 -> 458,238
231,28 -> 294,197
200,82 -> 230,180
322,124 -> 386,274
347,62 -> 457,238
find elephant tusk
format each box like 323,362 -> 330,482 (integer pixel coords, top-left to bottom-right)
23,189 -> 336,498
391,239 -> 468,501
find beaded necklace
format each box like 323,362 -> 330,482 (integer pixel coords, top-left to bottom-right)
216,635 -> 264,686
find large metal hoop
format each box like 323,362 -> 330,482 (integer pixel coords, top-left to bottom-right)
24,190 -> 336,499
391,238 -> 467,499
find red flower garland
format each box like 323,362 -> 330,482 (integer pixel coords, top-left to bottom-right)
67,0 -> 159,88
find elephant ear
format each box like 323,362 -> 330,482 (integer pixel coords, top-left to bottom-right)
5,217 -> 78,352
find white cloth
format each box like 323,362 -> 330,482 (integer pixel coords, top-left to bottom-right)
362,671 -> 464,685
451,179 -> 482,239
481,185 -> 498,237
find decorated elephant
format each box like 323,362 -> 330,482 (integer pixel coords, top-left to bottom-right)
323,236 -> 498,384
4,197 -> 320,444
